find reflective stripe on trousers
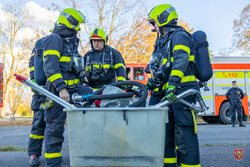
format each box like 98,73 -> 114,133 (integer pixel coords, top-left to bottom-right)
29,134 -> 44,139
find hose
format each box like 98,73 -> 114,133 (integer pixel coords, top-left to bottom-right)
73,81 -> 148,107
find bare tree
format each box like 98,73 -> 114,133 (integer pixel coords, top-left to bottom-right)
232,4 -> 250,55
80,0 -> 144,45
116,17 -> 156,64
91,0 -> 106,28
56,0 -> 146,55
63,0 -> 80,8
0,4 -> 40,117
7,78 -> 26,118
219,4 -> 250,57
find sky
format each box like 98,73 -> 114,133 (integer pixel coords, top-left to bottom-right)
0,0 -> 249,56
150,0 -> 249,55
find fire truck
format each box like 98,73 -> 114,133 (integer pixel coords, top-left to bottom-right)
127,57 -> 250,124
126,64 -> 149,85
199,57 -> 249,124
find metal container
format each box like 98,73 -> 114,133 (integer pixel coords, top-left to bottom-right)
14,74 -> 206,167
66,107 -> 168,167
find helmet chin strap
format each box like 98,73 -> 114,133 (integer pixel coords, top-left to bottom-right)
53,23 -> 77,37
151,28 -> 157,32
159,27 -> 166,36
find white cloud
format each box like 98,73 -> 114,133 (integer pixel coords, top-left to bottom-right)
0,1 -> 59,40
24,1 -> 59,30
0,1 -> 61,64
16,26 -> 35,41
25,1 -> 59,23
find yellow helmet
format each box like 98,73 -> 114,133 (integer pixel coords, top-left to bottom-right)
57,8 -> 85,31
89,28 -> 108,44
148,4 -> 178,27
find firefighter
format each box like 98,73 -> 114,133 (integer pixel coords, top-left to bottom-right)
147,4 -> 201,167
42,8 -> 93,167
28,38 -> 46,167
83,28 -> 126,89
226,81 -> 246,127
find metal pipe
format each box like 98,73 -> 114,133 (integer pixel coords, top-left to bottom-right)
14,74 -> 75,109
152,89 -> 209,112
196,93 -> 209,112
153,89 -> 198,108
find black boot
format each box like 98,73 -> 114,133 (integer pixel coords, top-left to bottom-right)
29,155 -> 40,167
239,123 -> 246,127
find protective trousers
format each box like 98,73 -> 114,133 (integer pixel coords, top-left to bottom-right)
231,103 -> 243,125
44,85 -> 93,167
164,88 -> 200,167
149,88 -> 200,167
28,94 -> 46,157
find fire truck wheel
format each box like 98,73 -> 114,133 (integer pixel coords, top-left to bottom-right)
219,101 -> 232,124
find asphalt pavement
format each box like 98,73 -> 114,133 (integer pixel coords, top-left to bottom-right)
0,124 -> 249,167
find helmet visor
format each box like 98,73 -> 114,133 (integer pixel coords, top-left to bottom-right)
61,12 -> 78,27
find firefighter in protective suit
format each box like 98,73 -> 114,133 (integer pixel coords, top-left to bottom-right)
226,81 -> 245,127
147,4 -> 201,167
42,8 -> 93,167
28,38 -> 46,167
84,28 -> 126,89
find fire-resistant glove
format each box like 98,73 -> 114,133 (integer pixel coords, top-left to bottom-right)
146,78 -> 155,91
162,85 -> 177,102
40,98 -> 53,110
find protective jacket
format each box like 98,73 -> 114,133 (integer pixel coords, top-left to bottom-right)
226,87 -> 244,104
42,25 -> 93,167
149,26 -> 198,93
84,45 -> 126,88
149,26 -> 201,167
43,26 -> 83,91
